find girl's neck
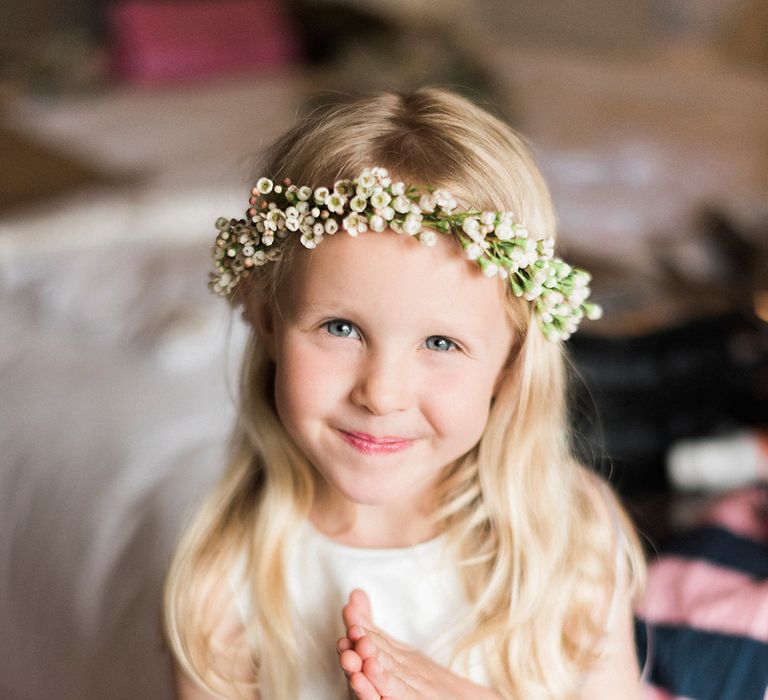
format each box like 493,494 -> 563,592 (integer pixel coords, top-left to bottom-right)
309,487 -> 440,548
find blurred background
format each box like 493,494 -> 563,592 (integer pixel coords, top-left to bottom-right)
1,1 -> 767,698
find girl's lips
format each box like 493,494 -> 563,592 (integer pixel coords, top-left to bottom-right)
339,430 -> 414,455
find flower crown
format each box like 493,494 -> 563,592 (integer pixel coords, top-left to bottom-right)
209,166 -> 601,341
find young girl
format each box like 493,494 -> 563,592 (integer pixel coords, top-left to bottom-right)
163,87 -> 647,700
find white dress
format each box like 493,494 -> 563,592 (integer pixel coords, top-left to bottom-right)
228,521 -> 492,699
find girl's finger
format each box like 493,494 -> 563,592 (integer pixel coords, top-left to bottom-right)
348,670 -> 381,700
362,655 -> 409,699
337,636 -> 353,654
339,649 -> 363,674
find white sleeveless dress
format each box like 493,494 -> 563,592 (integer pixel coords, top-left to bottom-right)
228,521 -> 492,699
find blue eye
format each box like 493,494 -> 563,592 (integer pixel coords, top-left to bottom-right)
324,319 -> 360,339
425,336 -> 457,352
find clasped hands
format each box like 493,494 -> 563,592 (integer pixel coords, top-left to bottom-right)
336,589 -> 500,700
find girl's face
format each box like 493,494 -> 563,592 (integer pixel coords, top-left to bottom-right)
261,229 -> 515,524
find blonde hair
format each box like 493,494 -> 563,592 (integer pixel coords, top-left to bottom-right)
163,87 -> 646,699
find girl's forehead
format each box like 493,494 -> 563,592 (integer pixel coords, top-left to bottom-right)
284,229 -> 512,329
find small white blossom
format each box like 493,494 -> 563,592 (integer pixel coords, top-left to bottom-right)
256,177 -> 273,194
481,211 -> 496,226
391,182 -> 405,196
369,214 -> 387,232
262,232 -> 274,246
333,179 -> 354,196
324,219 -> 339,234
495,222 -> 514,240
419,230 -> 437,247
285,216 -> 300,232
403,214 -> 422,236
350,195 -> 368,212
313,187 -> 330,204
296,201 -> 309,213
342,213 -> 367,236
381,206 -> 396,221
462,217 -> 480,236
297,186 -> 312,201
370,191 -> 392,209
327,193 -> 346,214
371,166 -> 388,179
266,249 -> 282,262
313,222 -> 324,235
515,225 -> 529,239
252,250 -> 267,265
311,207 -> 320,217
356,184 -> 374,198
359,171 -> 376,189
419,194 -> 436,213
242,244 -> 255,257
300,230 -> 322,248
465,243 -> 483,260
392,195 -> 411,214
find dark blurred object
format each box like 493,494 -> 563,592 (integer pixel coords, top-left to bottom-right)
0,124 -> 124,213
106,0 -> 300,86
569,311 -> 767,496
288,0 -> 506,120
568,209 -> 768,498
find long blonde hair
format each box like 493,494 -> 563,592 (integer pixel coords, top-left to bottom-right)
163,87 -> 645,699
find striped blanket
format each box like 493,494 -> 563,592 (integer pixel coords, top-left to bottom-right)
635,485 -> 768,700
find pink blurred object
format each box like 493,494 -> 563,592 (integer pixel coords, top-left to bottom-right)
108,0 -> 300,85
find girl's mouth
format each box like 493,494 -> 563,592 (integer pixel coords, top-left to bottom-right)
339,430 -> 414,455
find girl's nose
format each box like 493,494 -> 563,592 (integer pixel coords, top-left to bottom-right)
350,352 -> 412,416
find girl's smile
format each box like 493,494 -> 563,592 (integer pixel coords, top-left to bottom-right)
259,227 -> 515,542
338,430 -> 415,456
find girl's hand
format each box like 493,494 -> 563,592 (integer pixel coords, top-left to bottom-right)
336,589 -> 499,700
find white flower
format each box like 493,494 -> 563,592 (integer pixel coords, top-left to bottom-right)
358,171 -> 376,189
256,177 -> 273,194
392,195 -> 411,214
419,194 -> 436,213
326,193 -> 346,214
265,209 -> 286,231
495,221 -> 514,240
391,182 -> 405,196
584,303 -> 603,320
252,250 -> 267,265
481,211 -> 496,226
419,230 -> 437,247
403,214 -> 422,236
370,191 -> 392,209
356,184 -> 374,198
483,263 -> 499,278
313,187 -> 330,204
242,244 -> 255,257
342,213 -> 367,236
285,216 -> 300,232
262,232 -> 274,246
465,243 -> 483,260
350,195 -> 368,212
297,186 -> 312,201
371,166 -> 389,179
515,225 -> 529,239
333,179 -> 355,196
462,217 -> 480,236
369,215 -> 387,232
311,207 -> 320,218
324,219 -> 339,234
296,201 -> 309,213
524,286 -> 543,301
568,287 -> 589,306
266,248 -> 282,262
381,206 -> 395,221
300,230 -> 322,248
313,222 -> 324,235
